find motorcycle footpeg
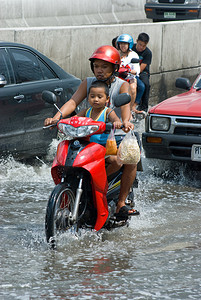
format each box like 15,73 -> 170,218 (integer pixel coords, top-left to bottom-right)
111,215 -> 128,222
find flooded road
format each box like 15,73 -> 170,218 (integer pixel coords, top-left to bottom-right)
1,140 -> 201,299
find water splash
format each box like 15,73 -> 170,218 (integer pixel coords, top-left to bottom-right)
0,138 -> 62,183
141,156 -> 201,189
0,155 -> 52,183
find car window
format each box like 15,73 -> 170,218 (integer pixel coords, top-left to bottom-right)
9,48 -> 44,83
0,48 -> 15,85
38,58 -> 58,80
9,48 -> 57,83
194,75 -> 201,89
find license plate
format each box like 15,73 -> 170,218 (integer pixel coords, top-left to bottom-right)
191,144 -> 201,161
164,12 -> 176,19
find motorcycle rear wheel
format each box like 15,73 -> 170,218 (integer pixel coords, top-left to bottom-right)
45,183 -> 79,248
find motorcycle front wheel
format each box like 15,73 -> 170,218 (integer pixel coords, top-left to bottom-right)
45,183 -> 78,248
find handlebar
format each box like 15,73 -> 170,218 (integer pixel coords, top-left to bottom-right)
104,122 -> 124,134
43,124 -> 57,129
104,123 -> 113,133
43,119 -> 59,129
43,118 -> 126,134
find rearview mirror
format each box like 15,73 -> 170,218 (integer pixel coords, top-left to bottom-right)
42,90 -> 57,104
130,58 -> 140,64
42,90 -> 63,119
114,93 -> 131,107
175,78 -> 191,91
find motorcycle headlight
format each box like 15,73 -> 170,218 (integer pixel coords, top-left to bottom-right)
58,123 -> 99,139
151,116 -> 170,131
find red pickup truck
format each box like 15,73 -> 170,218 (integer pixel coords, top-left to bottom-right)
142,73 -> 201,164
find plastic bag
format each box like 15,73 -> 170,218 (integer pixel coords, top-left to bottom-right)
117,130 -> 140,164
105,128 -> 117,155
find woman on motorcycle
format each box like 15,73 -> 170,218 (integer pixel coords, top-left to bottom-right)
44,45 -> 137,218
117,34 -> 145,115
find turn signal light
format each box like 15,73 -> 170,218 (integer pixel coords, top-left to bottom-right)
145,8 -> 153,12
188,10 -> 198,13
146,137 -> 162,144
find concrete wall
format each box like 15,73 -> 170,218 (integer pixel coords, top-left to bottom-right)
0,0 -> 147,27
1,20 -> 201,105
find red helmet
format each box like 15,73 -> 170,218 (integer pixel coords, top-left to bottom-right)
89,45 -> 121,74
89,45 -> 121,65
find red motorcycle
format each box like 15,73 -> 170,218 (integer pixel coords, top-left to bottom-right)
42,91 -> 139,248
118,64 -> 134,82
117,58 -> 139,82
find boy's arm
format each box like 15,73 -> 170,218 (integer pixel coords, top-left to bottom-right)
140,63 -> 147,73
140,49 -> 152,73
107,109 -> 122,129
107,109 -> 121,123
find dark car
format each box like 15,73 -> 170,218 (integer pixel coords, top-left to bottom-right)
145,0 -> 201,22
0,41 -> 81,160
142,73 -> 201,165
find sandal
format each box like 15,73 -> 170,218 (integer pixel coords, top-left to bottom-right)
115,206 -> 139,219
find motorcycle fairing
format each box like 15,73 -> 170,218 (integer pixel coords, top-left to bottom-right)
58,116 -> 106,136
51,139 -> 109,231
51,139 -> 89,183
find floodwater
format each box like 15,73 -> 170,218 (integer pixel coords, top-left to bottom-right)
1,134 -> 201,299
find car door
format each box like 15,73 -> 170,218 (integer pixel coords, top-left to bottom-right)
0,48 -> 28,155
0,46 -> 64,158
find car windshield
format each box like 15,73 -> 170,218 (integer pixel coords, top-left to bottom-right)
194,74 -> 201,90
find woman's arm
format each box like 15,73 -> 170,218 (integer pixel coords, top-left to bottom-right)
119,81 -> 130,122
119,81 -> 134,131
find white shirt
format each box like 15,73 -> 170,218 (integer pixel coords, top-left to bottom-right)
120,50 -> 140,76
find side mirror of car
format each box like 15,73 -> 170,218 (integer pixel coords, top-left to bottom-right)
0,74 -> 7,88
175,77 -> 191,91
42,90 -> 57,104
114,93 -> 131,107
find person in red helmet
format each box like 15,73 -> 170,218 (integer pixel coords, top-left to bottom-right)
44,45 -> 137,218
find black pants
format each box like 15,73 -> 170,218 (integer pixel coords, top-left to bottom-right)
139,72 -> 150,112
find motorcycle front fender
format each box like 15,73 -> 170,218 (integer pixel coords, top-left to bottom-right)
73,143 -> 109,231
